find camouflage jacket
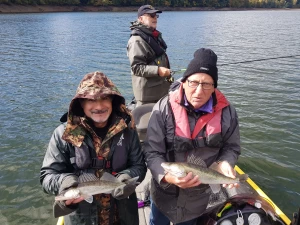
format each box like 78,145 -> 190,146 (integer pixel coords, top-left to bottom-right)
40,72 -> 147,225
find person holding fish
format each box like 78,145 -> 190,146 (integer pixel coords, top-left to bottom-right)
40,71 -> 147,225
144,48 -> 242,225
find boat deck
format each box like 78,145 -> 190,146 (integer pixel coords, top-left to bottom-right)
136,170 -> 152,225
57,167 -> 290,225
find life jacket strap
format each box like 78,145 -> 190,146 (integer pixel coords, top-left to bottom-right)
131,29 -> 166,63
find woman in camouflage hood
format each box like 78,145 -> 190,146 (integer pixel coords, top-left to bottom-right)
40,71 -> 147,225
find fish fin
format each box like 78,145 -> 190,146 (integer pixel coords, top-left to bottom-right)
78,172 -> 99,183
187,154 -> 207,167
237,173 -> 248,182
84,195 -> 93,203
208,162 -> 220,171
100,172 -> 119,182
209,184 -> 221,194
103,188 -> 118,194
124,176 -> 140,185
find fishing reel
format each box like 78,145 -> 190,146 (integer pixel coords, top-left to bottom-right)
165,70 -> 176,83
165,69 -> 186,83
165,76 -> 174,83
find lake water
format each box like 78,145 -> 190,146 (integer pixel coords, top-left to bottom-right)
0,10 -> 299,225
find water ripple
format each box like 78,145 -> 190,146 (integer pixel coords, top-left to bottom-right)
1,11 -> 300,224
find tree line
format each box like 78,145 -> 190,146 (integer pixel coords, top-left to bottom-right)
1,0 -> 299,8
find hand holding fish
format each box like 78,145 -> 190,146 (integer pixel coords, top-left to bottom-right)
163,171 -> 201,189
212,161 -> 240,189
53,172 -> 139,218
161,160 -> 248,193
55,172 -> 139,203
65,196 -> 85,206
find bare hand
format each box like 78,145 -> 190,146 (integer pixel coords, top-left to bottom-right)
214,161 -> 239,189
163,172 -> 201,189
65,196 -> 85,206
158,67 -> 171,77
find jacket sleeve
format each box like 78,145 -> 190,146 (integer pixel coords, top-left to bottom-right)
127,36 -> 159,78
120,128 -> 147,183
40,123 -> 77,195
217,105 -> 241,167
143,97 -> 169,184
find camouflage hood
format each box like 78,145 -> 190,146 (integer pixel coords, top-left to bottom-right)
68,71 -> 126,117
63,71 -> 133,147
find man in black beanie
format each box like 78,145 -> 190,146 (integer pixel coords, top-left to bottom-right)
182,48 -> 218,87
144,48 -> 241,224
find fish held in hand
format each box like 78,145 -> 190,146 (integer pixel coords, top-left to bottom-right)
55,172 -> 139,203
161,162 -> 248,185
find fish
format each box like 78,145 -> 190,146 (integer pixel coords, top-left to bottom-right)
161,162 -> 248,185
55,172 -> 139,203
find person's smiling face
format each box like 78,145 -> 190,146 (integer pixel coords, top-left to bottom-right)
80,96 -> 113,128
182,73 -> 215,109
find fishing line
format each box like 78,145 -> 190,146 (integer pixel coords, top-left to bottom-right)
218,54 -> 300,66
172,54 -> 300,72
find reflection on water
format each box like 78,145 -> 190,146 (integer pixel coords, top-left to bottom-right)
0,10 -> 299,225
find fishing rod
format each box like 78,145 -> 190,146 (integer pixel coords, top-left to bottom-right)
171,68 -> 186,74
167,54 -> 300,82
218,54 -> 300,66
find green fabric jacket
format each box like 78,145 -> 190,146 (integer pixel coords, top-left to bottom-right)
127,22 -> 171,103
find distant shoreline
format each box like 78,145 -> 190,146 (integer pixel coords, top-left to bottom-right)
0,4 -> 299,14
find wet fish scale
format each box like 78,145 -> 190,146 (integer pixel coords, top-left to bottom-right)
161,162 -> 248,184
55,180 -> 124,201
55,173 -> 139,201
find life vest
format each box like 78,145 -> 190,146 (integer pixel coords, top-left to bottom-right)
168,84 -> 229,151
131,29 -> 168,64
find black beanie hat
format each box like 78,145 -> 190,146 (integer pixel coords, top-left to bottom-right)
182,48 -> 218,87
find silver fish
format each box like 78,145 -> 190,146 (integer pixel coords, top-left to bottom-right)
55,172 -> 139,203
161,162 -> 248,185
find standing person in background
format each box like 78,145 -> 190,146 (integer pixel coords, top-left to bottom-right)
127,5 -> 172,107
144,48 -> 241,225
40,71 -> 147,225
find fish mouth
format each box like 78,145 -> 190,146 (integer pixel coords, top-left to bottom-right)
161,163 -> 186,178
161,162 -> 169,168
163,169 -> 186,178
55,189 -> 80,201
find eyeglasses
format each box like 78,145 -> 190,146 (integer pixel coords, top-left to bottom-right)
147,13 -> 159,18
187,79 -> 214,90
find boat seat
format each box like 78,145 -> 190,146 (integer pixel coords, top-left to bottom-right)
132,103 -> 155,143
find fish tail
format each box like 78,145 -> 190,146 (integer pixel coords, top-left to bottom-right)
125,176 -> 139,185
237,173 -> 249,182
